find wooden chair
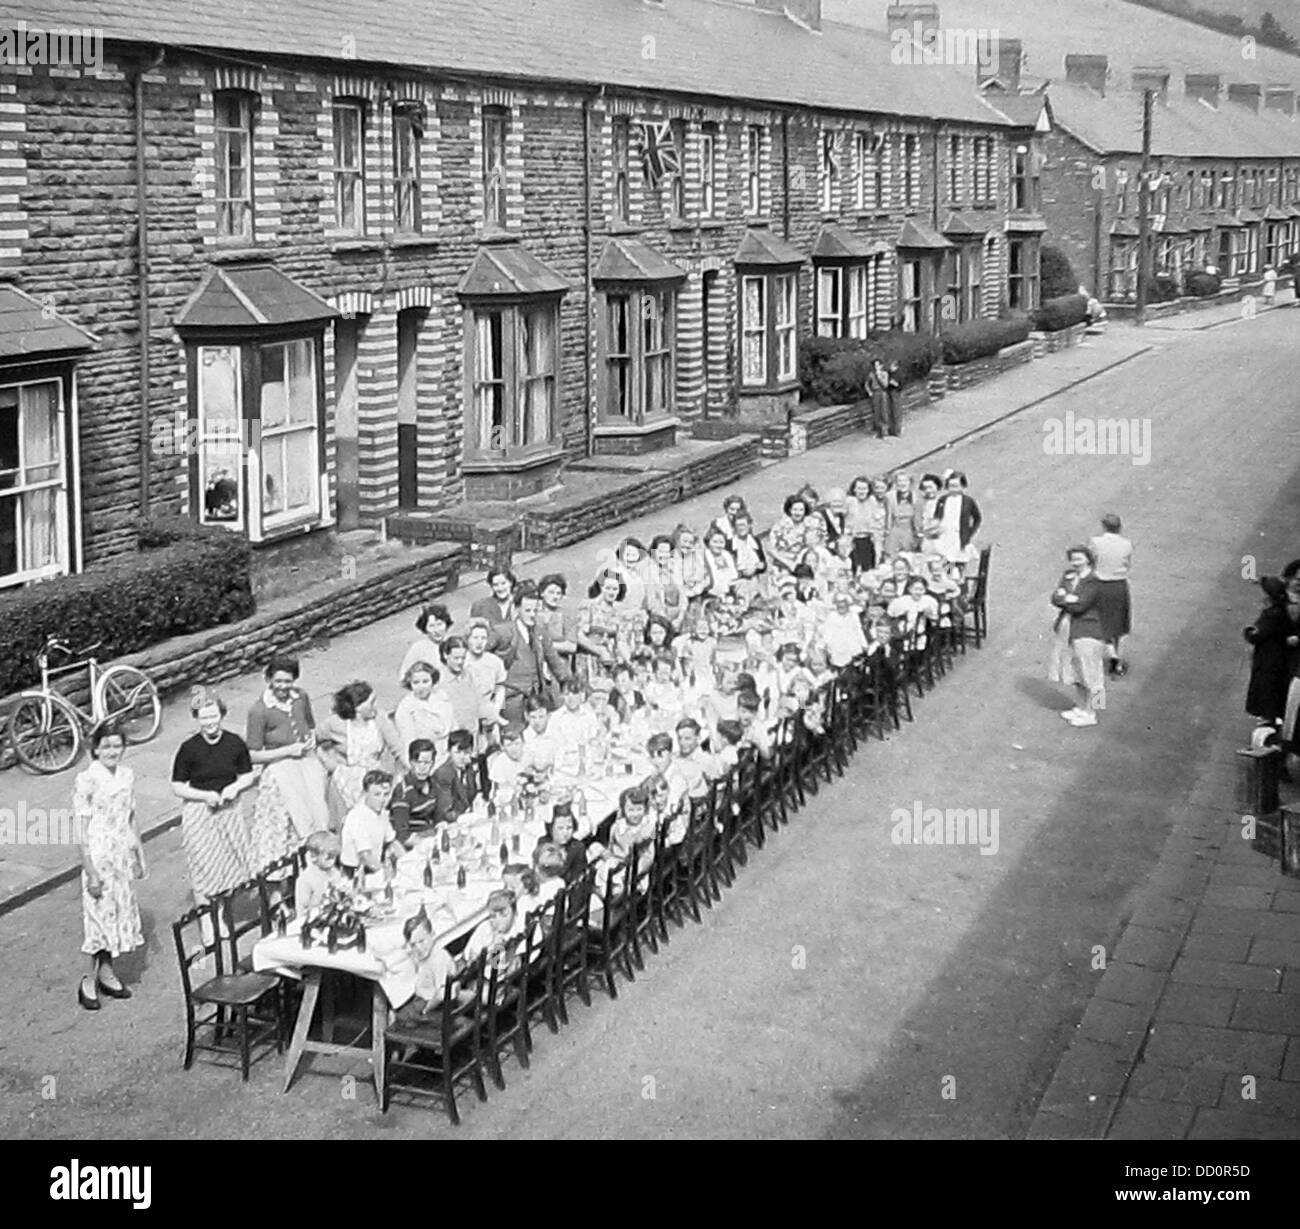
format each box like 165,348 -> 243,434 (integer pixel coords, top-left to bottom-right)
670,795 -> 719,925
213,876 -> 271,975
382,953 -> 489,1126
483,908 -> 553,1090
586,858 -> 636,999
172,902 -> 284,1082
962,545 -> 992,648
732,747 -> 769,859
551,868 -> 595,1025
649,817 -> 682,939
256,852 -> 301,931
627,840 -> 661,969
520,899 -> 561,1048
707,770 -> 739,890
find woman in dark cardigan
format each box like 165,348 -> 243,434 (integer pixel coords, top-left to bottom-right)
1244,577 -> 1298,725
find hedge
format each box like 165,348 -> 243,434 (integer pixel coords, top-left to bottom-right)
1185,270 -> 1221,297
1040,245 -> 1080,302
939,314 -> 1033,366
1032,293 -> 1089,333
801,330 -> 940,404
0,519 -> 254,697
1151,274 -> 1181,303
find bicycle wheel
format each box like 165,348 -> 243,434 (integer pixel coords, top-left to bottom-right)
95,665 -> 162,744
8,692 -> 83,774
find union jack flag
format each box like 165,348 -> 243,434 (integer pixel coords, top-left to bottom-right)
639,120 -> 681,185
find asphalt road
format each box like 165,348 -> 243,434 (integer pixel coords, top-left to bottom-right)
2,309 -> 1296,1140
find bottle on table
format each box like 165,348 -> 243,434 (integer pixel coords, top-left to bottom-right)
499,840 -> 509,865
456,864 -> 467,889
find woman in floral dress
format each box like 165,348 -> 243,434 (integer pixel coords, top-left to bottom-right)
314,680 -> 407,811
577,569 -> 627,687
76,725 -> 145,1011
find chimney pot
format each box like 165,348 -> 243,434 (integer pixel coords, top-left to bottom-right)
1131,66 -> 1171,102
1185,72 -> 1221,106
1228,82 -> 1263,112
1265,84 -> 1295,117
886,3 -> 940,42
1064,53 -> 1108,96
977,36 -> 1022,92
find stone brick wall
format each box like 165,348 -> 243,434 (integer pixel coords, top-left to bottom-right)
945,339 -> 1036,391
116,541 -> 465,697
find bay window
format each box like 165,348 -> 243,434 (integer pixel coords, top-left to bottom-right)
601,287 -> 677,423
465,301 -> 560,457
0,379 -> 67,586
900,259 -> 921,331
815,262 -> 873,338
740,269 -> 798,388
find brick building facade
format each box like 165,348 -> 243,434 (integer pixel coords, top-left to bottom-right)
0,0 -> 1030,586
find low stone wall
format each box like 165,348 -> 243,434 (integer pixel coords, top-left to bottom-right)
762,387 -> 934,459
520,437 -> 761,551
1104,273 -> 1291,321
1030,321 -> 1089,355
944,339 -> 1036,391
111,541 -> 466,698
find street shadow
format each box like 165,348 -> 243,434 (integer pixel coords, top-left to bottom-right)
1014,674 -> 1072,711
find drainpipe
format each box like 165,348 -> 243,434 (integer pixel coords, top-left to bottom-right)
584,89 -> 599,459
134,46 -> 164,519
781,112 -> 791,240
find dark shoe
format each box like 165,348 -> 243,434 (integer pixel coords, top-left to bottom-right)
97,977 -> 132,1000
1112,660 -> 1128,677
78,978 -> 100,1012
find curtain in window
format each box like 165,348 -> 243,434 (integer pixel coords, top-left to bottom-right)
199,346 -> 242,523
742,277 -> 765,383
522,308 -> 553,447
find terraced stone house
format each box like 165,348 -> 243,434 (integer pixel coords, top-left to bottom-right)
0,0 -> 1031,583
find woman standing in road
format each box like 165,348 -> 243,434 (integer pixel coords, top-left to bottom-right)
933,471 -> 982,576
171,688 -> 258,907
75,724 -> 145,1011
246,655 -> 330,866
1088,513 -> 1134,676
1244,576 -> 1295,729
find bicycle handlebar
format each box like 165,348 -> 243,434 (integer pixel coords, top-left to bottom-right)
37,637 -> 103,663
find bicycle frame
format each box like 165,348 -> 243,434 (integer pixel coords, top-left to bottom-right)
34,651 -> 104,727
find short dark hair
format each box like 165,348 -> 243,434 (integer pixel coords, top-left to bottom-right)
619,785 -> 649,812
1101,513 -> 1122,533
537,573 -> 567,596
715,718 -> 743,746
514,579 -> 541,604
501,724 -> 525,742
265,654 -> 299,681
588,569 -> 628,602
649,534 -> 676,554
560,677 -> 585,695
486,567 -> 517,589
447,729 -> 475,753
333,681 -> 374,721
1067,544 -> 1096,566
675,717 -> 701,735
90,722 -> 125,754
440,636 -> 467,661
362,769 -> 392,791
737,691 -> 762,713
523,695 -> 549,715
415,602 -> 452,634
783,494 -> 808,517
646,733 -> 673,756
408,738 -> 436,762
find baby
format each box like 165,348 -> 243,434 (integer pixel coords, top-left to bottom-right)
297,830 -> 346,915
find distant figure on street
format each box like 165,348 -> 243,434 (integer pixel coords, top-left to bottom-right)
869,357 -> 902,439
1262,265 -> 1277,308
1243,576 -> 1296,728
1088,513 -> 1133,677
1051,545 -> 1107,727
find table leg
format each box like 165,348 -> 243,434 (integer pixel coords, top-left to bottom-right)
321,972 -> 336,1042
282,970 -> 322,1094
370,984 -> 387,1107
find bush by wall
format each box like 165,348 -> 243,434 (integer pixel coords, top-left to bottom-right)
1185,270 -> 1222,297
1151,274 -> 1181,303
0,523 -> 254,696
940,315 -> 1033,366
801,330 -> 940,404
1040,245 -> 1080,301
1032,293 -> 1089,333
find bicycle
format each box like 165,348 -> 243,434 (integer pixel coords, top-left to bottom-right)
6,637 -> 162,774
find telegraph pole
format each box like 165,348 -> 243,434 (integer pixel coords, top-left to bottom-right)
1135,89 -> 1154,325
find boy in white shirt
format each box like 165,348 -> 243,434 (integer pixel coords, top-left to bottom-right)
548,678 -> 601,760
340,770 -> 397,879
487,724 -> 529,793
521,696 -> 558,777
820,590 -> 868,668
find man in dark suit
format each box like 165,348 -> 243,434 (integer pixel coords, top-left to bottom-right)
487,583 -> 572,725
431,729 -> 479,825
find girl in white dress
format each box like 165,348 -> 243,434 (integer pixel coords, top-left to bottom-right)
75,725 -> 145,1011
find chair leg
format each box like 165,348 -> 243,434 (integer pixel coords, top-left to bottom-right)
445,1069 -> 462,1127
239,1007 -> 251,1082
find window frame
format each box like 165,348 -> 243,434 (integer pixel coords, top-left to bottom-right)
815,260 -> 874,340
392,102 -> 424,235
331,99 -> 366,235
464,299 -> 563,460
821,130 -> 839,214
482,105 -> 509,230
214,90 -> 255,240
746,124 -> 764,216
612,117 -> 631,223
599,285 -> 678,424
668,118 -> 688,220
948,133 -> 962,204
0,374 -> 70,588
1007,236 -> 1040,311
902,133 -> 919,210
700,124 -> 718,217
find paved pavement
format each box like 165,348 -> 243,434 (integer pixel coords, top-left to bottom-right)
0,322 -> 1150,909
2,296 -> 1297,1141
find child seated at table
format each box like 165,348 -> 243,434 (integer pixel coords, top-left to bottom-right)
488,723 -> 529,794
340,770 -> 398,880
645,734 -> 687,812
713,718 -> 745,772
607,785 -> 657,878
391,909 -> 461,1026
542,807 -> 589,886
806,645 -> 836,689
297,830 -> 346,915
502,863 -> 545,922
548,678 -> 601,760
674,718 -> 719,799
888,575 -> 941,647
463,890 -> 525,978
773,642 -> 815,699
606,662 -> 647,727
644,653 -> 684,731
521,696 -> 557,777
532,842 -> 567,906
737,691 -> 774,759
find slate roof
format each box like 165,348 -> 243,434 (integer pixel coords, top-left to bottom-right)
457,241 -> 570,297
735,227 -> 806,265
810,222 -> 889,259
940,210 -> 990,237
593,236 -> 687,282
0,285 -> 98,360
176,265 -> 337,329
7,0 -> 1014,126
897,218 -> 952,249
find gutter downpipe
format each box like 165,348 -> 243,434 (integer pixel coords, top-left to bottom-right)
135,46 -> 165,519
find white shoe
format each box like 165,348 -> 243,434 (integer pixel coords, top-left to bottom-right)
1060,708 -> 1085,721
1066,711 -> 1098,727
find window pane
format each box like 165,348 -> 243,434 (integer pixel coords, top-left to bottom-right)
0,492 -> 15,576
260,345 -> 287,429
475,311 -> 505,449
0,387 -> 19,489
198,346 -> 242,524
22,485 -> 58,572
262,438 -> 286,516
21,382 -> 60,485
287,340 -> 316,425
281,429 -> 318,513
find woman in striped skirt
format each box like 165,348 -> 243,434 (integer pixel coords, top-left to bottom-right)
170,688 -> 258,905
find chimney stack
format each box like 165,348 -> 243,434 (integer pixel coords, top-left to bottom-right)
977,36 -> 1022,91
1228,82 -> 1263,112
1265,84 -> 1295,116
1185,73 -> 1221,106
755,0 -> 823,29
1064,54 -> 1108,96
1132,66 -> 1170,103
886,3 -> 940,44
